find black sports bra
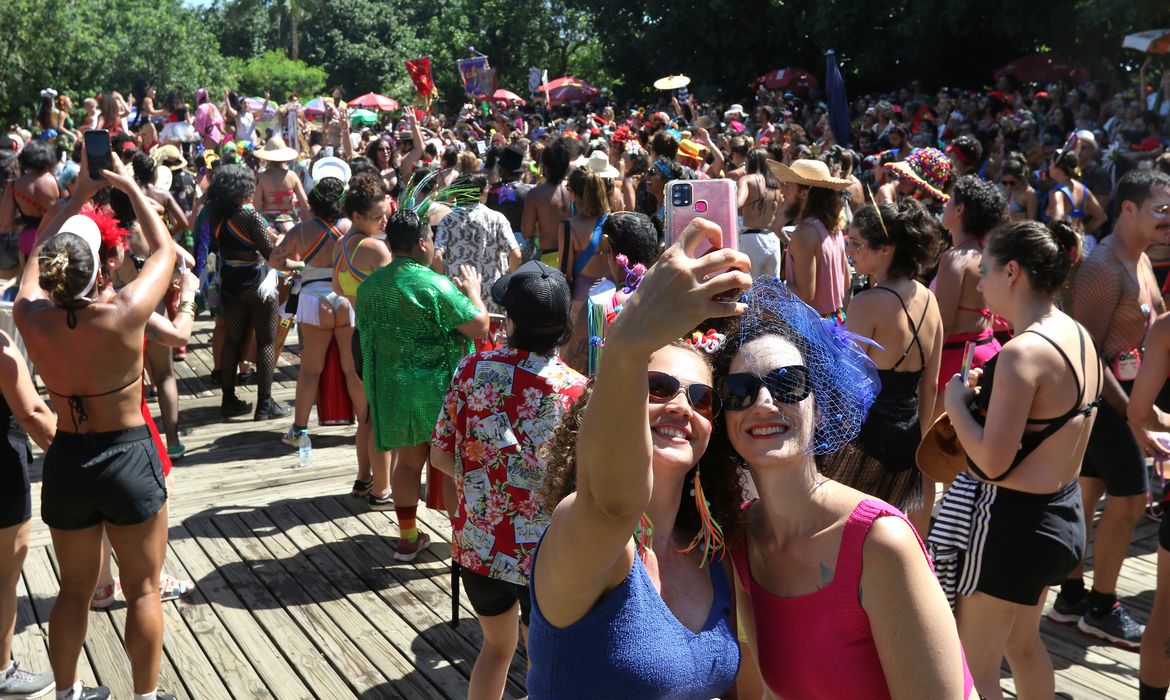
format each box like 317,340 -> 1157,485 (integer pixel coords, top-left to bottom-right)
966,326 -> 1102,481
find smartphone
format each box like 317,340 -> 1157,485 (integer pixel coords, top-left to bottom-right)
665,179 -> 738,256
959,341 -> 976,384
84,130 -> 112,179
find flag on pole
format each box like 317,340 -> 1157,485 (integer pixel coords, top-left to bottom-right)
529,68 -> 544,94
405,57 -> 435,97
457,55 -> 490,96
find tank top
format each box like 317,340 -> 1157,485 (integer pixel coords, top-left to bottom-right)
786,217 -> 848,316
730,498 -> 975,699
334,233 -> 373,298
527,544 -> 740,699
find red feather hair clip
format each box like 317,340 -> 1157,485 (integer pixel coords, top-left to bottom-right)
81,204 -> 129,256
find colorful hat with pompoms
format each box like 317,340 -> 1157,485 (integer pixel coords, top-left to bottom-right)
885,147 -> 951,202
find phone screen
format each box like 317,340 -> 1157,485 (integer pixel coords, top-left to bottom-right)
84,130 -> 112,179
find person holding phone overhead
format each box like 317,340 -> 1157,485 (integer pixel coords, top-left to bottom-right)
929,219 -> 1099,700
769,158 -> 851,322
15,147 -> 178,700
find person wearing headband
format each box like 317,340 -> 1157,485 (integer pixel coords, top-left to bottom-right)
708,277 -> 973,699
528,220 -> 751,699
14,150 -> 178,700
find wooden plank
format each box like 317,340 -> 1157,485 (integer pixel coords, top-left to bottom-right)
266,503 -> 460,699
211,511 -> 395,697
12,565 -> 52,676
168,528 -> 310,699
21,548 -> 102,689
184,517 -> 355,698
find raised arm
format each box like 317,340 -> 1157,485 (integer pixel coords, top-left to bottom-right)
534,219 -> 752,626
110,159 -> 177,324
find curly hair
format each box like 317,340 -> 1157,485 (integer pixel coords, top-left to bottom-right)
308,177 -> 346,221
18,141 -> 56,175
950,175 -> 1007,239
539,340 -> 745,543
853,199 -> 942,279
206,164 -> 256,224
344,171 -> 383,218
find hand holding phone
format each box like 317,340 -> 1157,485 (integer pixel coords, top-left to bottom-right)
959,341 -> 976,385
84,130 -> 113,180
665,179 -> 740,301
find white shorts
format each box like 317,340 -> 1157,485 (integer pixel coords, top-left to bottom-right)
296,281 -> 355,327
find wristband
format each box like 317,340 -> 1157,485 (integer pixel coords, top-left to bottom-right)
177,301 -> 197,317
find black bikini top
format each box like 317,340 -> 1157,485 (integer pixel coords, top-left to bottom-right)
966,325 -> 1102,482
43,302 -> 140,431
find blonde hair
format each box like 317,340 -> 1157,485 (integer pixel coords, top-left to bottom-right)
568,166 -> 610,218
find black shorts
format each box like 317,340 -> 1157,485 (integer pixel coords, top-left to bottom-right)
967,480 -> 1085,606
41,425 -> 168,531
0,428 -> 33,528
461,568 -> 532,626
0,232 -> 20,272
351,325 -> 363,381
1080,384 -> 1149,497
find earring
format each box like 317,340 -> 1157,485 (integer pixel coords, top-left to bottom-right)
676,467 -> 725,568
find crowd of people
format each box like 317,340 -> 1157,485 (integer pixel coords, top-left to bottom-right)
2,62 -> 1170,699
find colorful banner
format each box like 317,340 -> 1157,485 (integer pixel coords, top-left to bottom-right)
405,57 -> 435,97
457,55 -> 490,96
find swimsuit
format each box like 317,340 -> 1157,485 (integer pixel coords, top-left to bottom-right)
296,219 -> 352,326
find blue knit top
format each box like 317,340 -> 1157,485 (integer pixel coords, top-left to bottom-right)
527,544 -> 740,699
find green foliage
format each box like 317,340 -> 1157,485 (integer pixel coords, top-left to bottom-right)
301,0 -> 423,101
0,0 -> 233,125
235,50 -> 327,100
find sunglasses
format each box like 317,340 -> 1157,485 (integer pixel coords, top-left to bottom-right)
647,371 -> 721,419
717,366 -> 812,411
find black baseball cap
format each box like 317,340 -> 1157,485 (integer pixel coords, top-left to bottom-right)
491,260 -> 571,333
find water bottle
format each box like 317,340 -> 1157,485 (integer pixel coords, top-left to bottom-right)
298,431 -> 312,468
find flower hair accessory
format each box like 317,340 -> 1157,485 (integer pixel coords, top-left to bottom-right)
686,328 -> 725,354
614,254 -> 646,293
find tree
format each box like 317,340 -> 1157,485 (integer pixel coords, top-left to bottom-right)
235,50 -> 327,100
301,0 -> 423,100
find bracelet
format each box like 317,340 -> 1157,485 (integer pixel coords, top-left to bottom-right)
177,301 -> 197,317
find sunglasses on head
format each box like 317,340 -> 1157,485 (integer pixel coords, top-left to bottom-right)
647,371 -> 720,419
717,366 -> 812,411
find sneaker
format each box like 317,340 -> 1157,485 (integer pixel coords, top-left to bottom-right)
1078,601 -> 1145,649
159,573 -> 195,602
281,426 -> 304,447
352,478 -> 374,497
237,368 -> 256,385
166,443 -> 187,461
1046,589 -> 1087,624
254,397 -> 292,421
91,581 -> 119,610
75,687 -> 111,700
367,491 -> 394,511
220,396 -> 252,418
0,661 -> 54,698
394,532 -> 432,562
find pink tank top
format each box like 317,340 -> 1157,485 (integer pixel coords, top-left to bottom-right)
785,217 -> 848,316
730,498 -> 974,699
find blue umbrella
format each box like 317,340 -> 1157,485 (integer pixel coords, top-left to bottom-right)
825,50 -> 851,148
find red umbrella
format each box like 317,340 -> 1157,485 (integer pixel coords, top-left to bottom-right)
538,76 -> 600,106
753,68 -> 818,93
493,89 -> 526,106
994,54 -> 1089,85
347,92 -> 399,111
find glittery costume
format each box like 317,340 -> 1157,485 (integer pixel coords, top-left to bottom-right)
356,258 -> 478,449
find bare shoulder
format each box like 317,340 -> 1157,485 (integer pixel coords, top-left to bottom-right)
862,512 -> 923,567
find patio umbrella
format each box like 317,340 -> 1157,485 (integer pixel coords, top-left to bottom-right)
244,97 -> 278,116
538,76 -> 600,106
993,53 -> 1089,84
348,92 -> 399,111
752,68 -> 818,94
492,89 -> 526,106
653,75 -> 691,90
302,97 -> 329,119
348,108 -> 378,126
825,50 -> 851,148
1124,29 -> 1170,54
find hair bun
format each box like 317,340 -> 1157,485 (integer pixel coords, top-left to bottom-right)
1047,218 -> 1083,265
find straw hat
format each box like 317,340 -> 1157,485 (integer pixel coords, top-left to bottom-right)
586,150 -> 619,179
915,413 -> 969,483
254,134 -> 299,162
151,144 -> 187,170
677,139 -> 708,163
767,158 -> 850,190
885,148 -> 951,202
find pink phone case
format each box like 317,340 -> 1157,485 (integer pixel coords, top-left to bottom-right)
665,179 -> 739,256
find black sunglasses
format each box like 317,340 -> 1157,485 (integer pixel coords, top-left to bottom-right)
647,371 -> 721,419
717,366 -> 812,411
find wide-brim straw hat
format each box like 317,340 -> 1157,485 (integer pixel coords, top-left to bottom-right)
767,158 -> 850,190
915,412 -> 969,483
254,135 -> 299,162
586,150 -> 619,179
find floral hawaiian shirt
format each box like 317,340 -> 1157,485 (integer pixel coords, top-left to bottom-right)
432,347 -> 587,585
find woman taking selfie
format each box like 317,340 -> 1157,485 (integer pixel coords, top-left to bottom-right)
15,150 -> 176,700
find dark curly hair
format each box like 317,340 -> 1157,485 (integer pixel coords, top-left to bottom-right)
950,175 -> 1007,239
603,212 -> 660,267
985,219 -> 1082,295
18,141 -> 56,175
205,164 -> 256,224
308,177 -> 346,221
344,172 -> 383,218
853,199 -> 942,280
539,340 -> 745,544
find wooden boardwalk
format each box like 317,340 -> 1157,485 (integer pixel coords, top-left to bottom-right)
11,318 -> 1159,698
